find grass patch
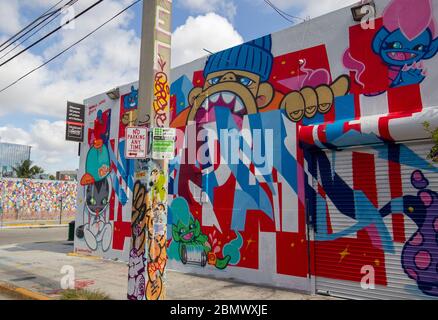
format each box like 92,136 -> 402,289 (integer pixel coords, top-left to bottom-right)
60,289 -> 111,300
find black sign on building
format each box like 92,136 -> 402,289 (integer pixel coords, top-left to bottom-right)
66,101 -> 85,142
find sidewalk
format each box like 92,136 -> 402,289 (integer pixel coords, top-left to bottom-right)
0,241 -> 335,300
0,219 -> 69,229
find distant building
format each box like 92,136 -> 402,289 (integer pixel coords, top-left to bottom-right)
56,170 -> 78,181
35,174 -> 51,180
0,142 -> 31,177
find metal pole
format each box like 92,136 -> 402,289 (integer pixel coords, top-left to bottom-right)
59,196 -> 63,225
127,0 -> 172,301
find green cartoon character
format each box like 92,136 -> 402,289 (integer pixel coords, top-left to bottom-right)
150,169 -> 167,202
169,198 -> 244,270
172,217 -> 231,270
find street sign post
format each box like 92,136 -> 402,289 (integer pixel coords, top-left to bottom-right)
151,127 -> 176,160
125,127 -> 148,159
127,0 -> 172,301
65,102 -> 85,142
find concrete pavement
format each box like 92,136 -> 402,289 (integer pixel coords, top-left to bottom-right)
0,229 -> 334,300
0,292 -> 14,300
0,219 -> 70,229
0,227 -> 68,246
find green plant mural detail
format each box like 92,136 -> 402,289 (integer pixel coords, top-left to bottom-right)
423,121 -> 438,162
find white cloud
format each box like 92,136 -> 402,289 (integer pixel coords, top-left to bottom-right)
172,13 -> 243,67
178,0 -> 237,20
0,2 -> 243,172
0,120 -> 79,173
0,1 -> 22,35
0,0 -> 141,119
266,0 -> 359,19
0,0 -> 139,172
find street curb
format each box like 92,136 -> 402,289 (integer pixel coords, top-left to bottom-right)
0,224 -> 68,230
67,252 -> 103,260
0,281 -> 52,300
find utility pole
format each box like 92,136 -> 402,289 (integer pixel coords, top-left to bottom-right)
127,0 -> 172,301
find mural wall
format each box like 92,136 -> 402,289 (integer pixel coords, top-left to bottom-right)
74,83 -> 137,260
0,178 -> 77,221
74,0 -> 438,299
167,0 -> 438,298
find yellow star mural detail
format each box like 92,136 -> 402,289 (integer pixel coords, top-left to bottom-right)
246,238 -> 256,250
339,247 -> 350,263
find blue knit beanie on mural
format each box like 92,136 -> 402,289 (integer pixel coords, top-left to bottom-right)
203,35 -> 274,82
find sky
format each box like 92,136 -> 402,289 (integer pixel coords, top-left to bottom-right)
0,0 -> 358,174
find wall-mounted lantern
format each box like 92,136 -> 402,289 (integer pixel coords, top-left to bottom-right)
106,88 -> 120,100
351,1 -> 376,22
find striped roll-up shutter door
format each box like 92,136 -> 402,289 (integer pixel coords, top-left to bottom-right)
313,141 -> 438,300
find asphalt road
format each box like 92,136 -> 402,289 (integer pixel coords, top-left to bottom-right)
0,227 -> 68,246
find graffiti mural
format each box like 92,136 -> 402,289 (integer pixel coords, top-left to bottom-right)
169,198 -> 242,269
127,0 -> 172,301
344,0 -> 438,95
307,143 -> 438,298
75,86 -> 136,260
401,170 -> 438,296
75,0 -> 438,300
122,86 -> 138,127
0,178 -> 77,220
372,0 -> 438,88
166,0 -> 438,299
128,178 -> 147,300
78,108 -> 113,252
168,31 -> 351,292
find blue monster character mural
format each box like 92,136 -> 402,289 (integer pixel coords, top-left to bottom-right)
121,86 -> 139,128
123,86 -> 138,110
372,0 -> 438,88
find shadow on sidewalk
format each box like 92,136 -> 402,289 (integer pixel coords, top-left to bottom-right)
2,241 -> 73,254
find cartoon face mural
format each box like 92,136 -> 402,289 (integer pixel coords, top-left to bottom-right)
122,86 -> 138,127
85,178 -> 110,215
76,0 -> 438,300
76,92 -> 135,260
81,109 -> 112,186
168,32 -> 351,294
169,198 -> 242,270
82,178 -> 112,252
124,86 -> 138,110
187,37 -> 275,123
372,9 -> 438,89
345,0 -> 438,92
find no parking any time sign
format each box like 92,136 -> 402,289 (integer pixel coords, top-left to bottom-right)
125,127 -> 148,159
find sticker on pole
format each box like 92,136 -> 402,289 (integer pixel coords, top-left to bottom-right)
125,127 -> 148,159
152,127 -> 176,160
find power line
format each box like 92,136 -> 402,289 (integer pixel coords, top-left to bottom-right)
263,0 -> 306,24
0,1 -> 73,54
0,0 -> 105,69
0,0 -> 67,50
0,0 -> 142,94
264,0 -> 294,23
267,0 -> 307,21
0,0 -> 79,59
